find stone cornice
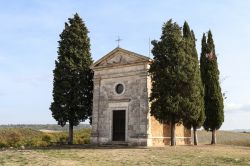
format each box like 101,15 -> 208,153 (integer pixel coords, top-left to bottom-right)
93,61 -> 151,70
94,70 -> 148,79
108,98 -> 131,102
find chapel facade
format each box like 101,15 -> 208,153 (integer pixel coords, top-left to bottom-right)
90,47 -> 191,146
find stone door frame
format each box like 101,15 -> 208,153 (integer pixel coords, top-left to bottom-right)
108,102 -> 129,142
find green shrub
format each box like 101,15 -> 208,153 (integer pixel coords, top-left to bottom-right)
0,140 -> 8,148
31,140 -> 49,147
73,128 -> 91,145
24,139 -> 36,147
42,134 -> 52,142
58,136 -> 67,145
7,132 -> 21,145
0,127 -> 91,148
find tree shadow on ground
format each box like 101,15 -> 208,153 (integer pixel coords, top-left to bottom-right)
17,144 -> 149,151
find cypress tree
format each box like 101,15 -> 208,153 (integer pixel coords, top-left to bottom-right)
200,33 -> 207,85
200,30 -> 224,144
50,13 -> 93,144
182,21 -> 205,145
149,19 -> 191,146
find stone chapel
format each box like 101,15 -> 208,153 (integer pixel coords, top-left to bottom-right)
90,47 -> 191,146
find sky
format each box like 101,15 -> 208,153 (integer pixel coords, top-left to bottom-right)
0,0 -> 250,130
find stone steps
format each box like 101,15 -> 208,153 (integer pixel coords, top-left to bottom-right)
100,142 -> 129,147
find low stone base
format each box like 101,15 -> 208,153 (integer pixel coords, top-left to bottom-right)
90,137 -> 98,144
149,137 -> 191,146
91,136 -> 191,146
91,137 -> 147,146
90,137 -> 110,145
127,138 -> 147,146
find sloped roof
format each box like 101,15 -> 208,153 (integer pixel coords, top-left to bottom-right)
92,47 -> 151,69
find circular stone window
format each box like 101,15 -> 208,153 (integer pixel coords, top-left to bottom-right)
115,84 -> 124,94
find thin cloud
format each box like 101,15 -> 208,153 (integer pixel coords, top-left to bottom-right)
225,102 -> 250,113
14,74 -> 52,87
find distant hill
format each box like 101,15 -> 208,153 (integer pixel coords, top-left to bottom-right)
232,129 -> 250,133
0,124 -> 91,131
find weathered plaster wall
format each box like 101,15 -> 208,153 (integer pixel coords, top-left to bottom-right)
149,116 -> 191,146
91,62 -> 149,145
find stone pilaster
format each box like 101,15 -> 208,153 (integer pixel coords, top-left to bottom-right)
90,77 -> 101,144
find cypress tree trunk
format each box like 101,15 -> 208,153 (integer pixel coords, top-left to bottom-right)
193,126 -> 198,145
211,129 -> 216,144
68,123 -> 74,145
170,119 -> 176,146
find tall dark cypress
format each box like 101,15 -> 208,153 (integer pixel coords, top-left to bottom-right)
50,13 -> 93,144
200,30 -> 224,144
200,33 -> 207,85
182,21 -> 205,145
149,19 -> 191,146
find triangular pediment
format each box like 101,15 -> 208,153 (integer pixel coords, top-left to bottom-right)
92,47 -> 151,69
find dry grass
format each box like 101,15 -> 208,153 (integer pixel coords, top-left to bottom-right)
39,129 -> 62,133
0,128 -> 91,148
0,145 -> 250,166
195,130 -> 250,146
0,129 -> 249,165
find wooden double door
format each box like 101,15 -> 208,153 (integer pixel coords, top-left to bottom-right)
112,110 -> 126,141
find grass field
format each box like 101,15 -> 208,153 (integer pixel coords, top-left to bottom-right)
194,130 -> 250,146
0,128 -> 249,165
0,145 -> 250,166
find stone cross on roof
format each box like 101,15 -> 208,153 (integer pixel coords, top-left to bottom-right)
116,36 -> 122,47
